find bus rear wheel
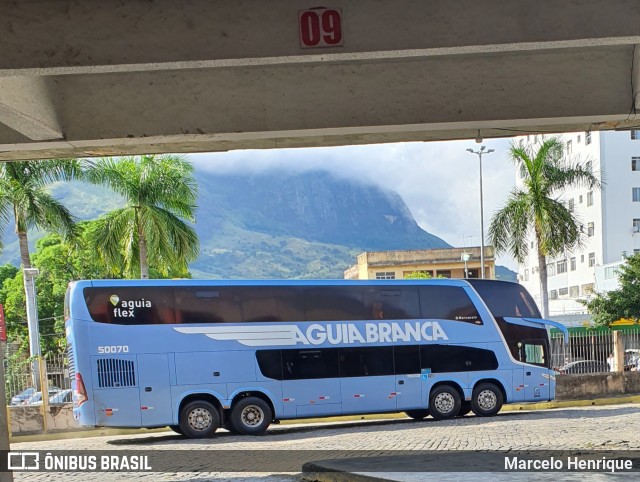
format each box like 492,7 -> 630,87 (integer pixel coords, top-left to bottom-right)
428,385 -> 461,420
471,383 -> 503,417
405,410 -> 429,420
169,425 -> 184,435
231,397 -> 272,435
179,400 -> 221,438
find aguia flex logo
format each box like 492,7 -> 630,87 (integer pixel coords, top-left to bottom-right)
110,294 -> 152,318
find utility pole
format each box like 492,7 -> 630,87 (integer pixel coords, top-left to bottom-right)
23,268 -> 40,390
466,146 -> 494,279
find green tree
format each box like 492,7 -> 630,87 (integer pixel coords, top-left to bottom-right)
403,271 -> 445,279
85,155 -> 199,279
0,159 -> 83,268
488,137 -> 600,318
585,254 -> 640,326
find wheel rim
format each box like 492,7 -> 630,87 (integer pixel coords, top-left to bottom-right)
188,407 -> 213,431
241,405 -> 264,427
477,390 -> 497,411
433,392 -> 455,414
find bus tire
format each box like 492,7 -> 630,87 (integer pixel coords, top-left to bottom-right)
179,400 -> 220,438
404,410 -> 429,420
457,401 -> 472,417
230,397 -> 272,435
169,425 -> 184,435
428,385 -> 461,420
471,383 -> 503,417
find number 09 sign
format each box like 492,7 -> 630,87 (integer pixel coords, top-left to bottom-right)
299,8 -> 343,48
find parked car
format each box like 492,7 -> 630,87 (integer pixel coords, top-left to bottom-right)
10,387 -> 36,406
48,389 -> 73,405
556,360 -> 609,374
624,349 -> 640,371
24,388 -> 63,405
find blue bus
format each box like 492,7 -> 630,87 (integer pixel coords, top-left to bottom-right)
65,278 -> 567,438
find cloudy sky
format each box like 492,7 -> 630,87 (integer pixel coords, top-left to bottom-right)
189,138 -> 519,270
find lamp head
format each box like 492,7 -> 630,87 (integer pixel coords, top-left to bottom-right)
466,148 -> 473,153
487,149 -> 495,153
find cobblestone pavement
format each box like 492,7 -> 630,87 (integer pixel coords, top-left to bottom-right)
9,403 -> 640,481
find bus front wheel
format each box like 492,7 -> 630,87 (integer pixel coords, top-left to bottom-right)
230,397 -> 272,435
471,383 -> 503,417
179,400 -> 221,438
428,385 -> 461,420
405,410 -> 429,420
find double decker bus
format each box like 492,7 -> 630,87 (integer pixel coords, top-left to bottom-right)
65,278 -> 567,438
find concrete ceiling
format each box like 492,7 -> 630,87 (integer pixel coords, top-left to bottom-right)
1,0 -> 639,160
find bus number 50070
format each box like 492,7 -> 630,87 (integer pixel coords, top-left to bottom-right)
97,345 -> 129,354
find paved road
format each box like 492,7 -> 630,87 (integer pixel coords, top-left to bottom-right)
9,403 -> 640,481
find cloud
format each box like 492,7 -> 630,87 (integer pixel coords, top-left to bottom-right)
189,139 -> 518,270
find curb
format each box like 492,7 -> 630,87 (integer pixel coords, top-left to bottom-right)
302,461 -> 388,482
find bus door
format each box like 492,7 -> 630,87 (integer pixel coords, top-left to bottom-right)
393,345 -> 424,411
520,340 -> 551,401
281,349 -> 342,418
340,347 -> 397,415
137,353 -> 174,426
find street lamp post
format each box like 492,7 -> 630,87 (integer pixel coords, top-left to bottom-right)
466,146 -> 494,279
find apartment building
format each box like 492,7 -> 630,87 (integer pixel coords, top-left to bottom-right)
344,246 -> 495,280
517,130 -> 640,316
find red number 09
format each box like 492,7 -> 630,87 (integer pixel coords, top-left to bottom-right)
299,9 -> 343,48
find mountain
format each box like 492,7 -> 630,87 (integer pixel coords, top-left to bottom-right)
0,167 -> 517,280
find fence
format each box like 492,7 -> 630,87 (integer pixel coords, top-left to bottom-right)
5,351 -> 71,406
550,328 -> 640,373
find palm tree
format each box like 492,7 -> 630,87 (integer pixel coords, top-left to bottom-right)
85,154 -> 199,279
488,137 -> 600,318
0,159 -> 82,268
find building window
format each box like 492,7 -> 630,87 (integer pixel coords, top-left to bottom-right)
579,195 -> 583,204
634,188 -> 640,202
549,290 -> 558,300
570,257 -> 576,271
577,135 -> 581,143
566,140 -> 572,153
559,287 -> 569,297
557,260 -> 567,274
635,249 -> 640,255
588,252 -> 596,267
547,263 -> 556,276
375,272 -> 395,280
633,218 -> 640,233
435,270 -> 451,278
585,131 -> 591,145
530,241 -> 534,248
569,286 -> 579,298
631,130 -> 640,140
587,222 -> 594,237
581,254 -> 585,263
568,198 -> 574,212
587,191 -> 593,206
524,269 -> 529,282
632,157 -> 640,171
582,283 -> 594,295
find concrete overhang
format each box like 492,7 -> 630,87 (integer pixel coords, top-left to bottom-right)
1,0 -> 639,160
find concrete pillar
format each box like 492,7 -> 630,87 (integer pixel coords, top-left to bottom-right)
613,331 -> 624,373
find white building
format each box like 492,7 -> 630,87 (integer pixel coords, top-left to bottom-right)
517,130 -> 640,317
